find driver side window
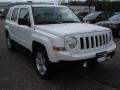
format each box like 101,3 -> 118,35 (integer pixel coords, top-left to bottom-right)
18,8 -> 30,25
98,13 -> 107,20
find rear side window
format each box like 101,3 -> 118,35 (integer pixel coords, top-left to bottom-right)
99,13 -> 115,20
11,8 -> 19,22
106,13 -> 115,18
6,9 -> 11,20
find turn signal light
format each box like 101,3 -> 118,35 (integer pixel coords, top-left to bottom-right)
53,47 -> 66,52
53,47 -> 60,51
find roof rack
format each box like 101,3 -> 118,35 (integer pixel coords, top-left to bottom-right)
8,1 -> 58,7
27,1 -> 57,5
37,2 -> 56,5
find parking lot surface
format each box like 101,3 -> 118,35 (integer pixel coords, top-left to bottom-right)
0,19 -> 120,90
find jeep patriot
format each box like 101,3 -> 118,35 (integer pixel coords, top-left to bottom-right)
5,4 -> 116,79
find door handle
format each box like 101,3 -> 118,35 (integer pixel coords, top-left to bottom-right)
15,27 -> 18,29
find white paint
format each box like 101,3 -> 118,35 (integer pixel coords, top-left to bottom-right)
34,23 -> 110,37
5,5 -> 116,63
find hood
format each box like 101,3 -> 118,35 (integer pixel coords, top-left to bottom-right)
34,23 -> 110,37
96,21 -> 120,25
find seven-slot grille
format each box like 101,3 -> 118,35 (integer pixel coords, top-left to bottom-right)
80,33 -> 110,50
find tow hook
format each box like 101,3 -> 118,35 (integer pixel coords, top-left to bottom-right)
83,62 -> 88,67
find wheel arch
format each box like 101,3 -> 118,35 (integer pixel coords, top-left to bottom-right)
32,41 -> 47,55
32,40 -> 55,62
5,30 -> 9,37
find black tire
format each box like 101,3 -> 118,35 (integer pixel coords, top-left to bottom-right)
6,35 -> 15,51
118,30 -> 120,38
33,48 -> 51,79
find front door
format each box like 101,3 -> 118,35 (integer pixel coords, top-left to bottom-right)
17,8 -> 32,49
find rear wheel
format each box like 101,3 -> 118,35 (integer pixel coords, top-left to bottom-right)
34,48 -> 51,79
6,35 -> 15,51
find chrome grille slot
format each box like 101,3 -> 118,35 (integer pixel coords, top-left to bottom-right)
91,36 -> 94,48
99,35 -> 102,46
106,34 -> 108,44
103,35 -> 105,45
95,36 -> 98,47
86,37 -> 89,48
80,33 -> 110,50
80,38 -> 84,49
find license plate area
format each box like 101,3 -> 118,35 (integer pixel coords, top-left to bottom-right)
96,52 -> 107,61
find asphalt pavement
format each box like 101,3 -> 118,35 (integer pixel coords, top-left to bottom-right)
0,19 -> 120,90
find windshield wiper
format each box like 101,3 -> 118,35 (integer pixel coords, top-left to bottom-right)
36,21 -> 60,25
60,21 -> 80,23
35,21 -> 80,25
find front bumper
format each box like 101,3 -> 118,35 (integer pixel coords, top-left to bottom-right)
49,41 -> 116,63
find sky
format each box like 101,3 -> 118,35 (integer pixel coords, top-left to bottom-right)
0,0 -> 85,2
0,0 -> 118,2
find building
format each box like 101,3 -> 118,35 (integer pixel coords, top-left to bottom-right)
69,6 -> 95,14
0,1 -> 57,11
0,2 -> 95,13
0,2 -> 27,11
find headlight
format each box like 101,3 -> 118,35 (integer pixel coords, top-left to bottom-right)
112,24 -> 117,29
109,24 -> 117,29
66,36 -> 77,49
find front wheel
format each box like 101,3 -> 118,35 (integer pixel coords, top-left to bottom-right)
118,30 -> 120,37
34,48 -> 51,79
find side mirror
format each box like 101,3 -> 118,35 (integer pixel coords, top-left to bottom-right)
18,18 -> 31,27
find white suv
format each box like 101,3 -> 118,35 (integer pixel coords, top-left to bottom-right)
5,4 -> 116,79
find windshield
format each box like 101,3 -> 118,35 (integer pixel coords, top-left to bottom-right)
108,15 -> 120,21
85,12 -> 101,18
32,7 -> 80,25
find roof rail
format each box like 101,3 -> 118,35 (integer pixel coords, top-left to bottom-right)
27,1 -> 57,5
8,1 -> 58,7
37,2 -> 56,5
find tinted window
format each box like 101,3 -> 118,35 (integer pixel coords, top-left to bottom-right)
85,12 -> 101,18
98,13 -> 106,19
77,12 -> 89,17
107,13 -> 114,18
109,15 -> 120,21
11,8 -> 19,21
98,12 -> 114,20
19,8 -> 30,20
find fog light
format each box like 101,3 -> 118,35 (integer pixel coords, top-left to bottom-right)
83,62 -> 88,67
107,55 -> 111,60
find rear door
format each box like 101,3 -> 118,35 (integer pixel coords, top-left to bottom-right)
6,8 -> 19,41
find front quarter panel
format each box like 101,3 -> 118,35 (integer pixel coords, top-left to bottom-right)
31,29 -> 65,62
